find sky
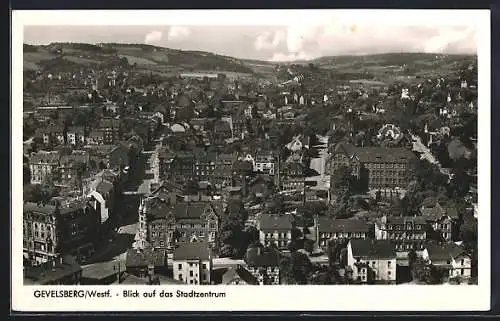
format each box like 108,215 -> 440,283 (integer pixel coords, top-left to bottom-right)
23,22 -> 477,62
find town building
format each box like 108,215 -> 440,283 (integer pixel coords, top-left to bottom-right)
24,255 -> 82,285
58,150 -> 90,187
346,239 -> 397,284
422,243 -> 472,283
172,242 -> 212,285
125,247 -> 167,278
374,215 -> 427,252
326,143 -> 415,190
23,198 -> 100,265
29,151 -> 61,185
315,218 -> 371,249
254,151 -> 276,175
40,124 -> 65,146
420,202 -> 459,242
279,161 -> 305,192
257,214 -> 293,251
244,246 -> 281,285
98,117 -> 122,144
145,198 -> 220,250
66,126 -> 86,146
221,265 -> 259,285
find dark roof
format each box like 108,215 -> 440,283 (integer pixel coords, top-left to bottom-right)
222,265 -> 259,285
317,218 -> 370,233
96,180 -> 114,195
30,151 -> 60,164
386,216 -> 427,225
334,143 -> 415,163
258,214 -> 293,231
99,117 -> 121,128
244,246 -> 280,267
349,239 -> 396,259
60,151 -> 90,167
125,248 -> 166,268
173,242 -> 211,261
426,243 -> 468,262
24,256 -> 82,285
173,202 -> 216,219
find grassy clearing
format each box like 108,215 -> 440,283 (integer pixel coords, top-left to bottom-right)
119,54 -> 158,66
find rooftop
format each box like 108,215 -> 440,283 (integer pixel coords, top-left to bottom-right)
24,256 -> 82,285
258,214 -> 293,231
173,242 -> 211,261
125,248 -> 166,268
349,239 -> 396,259
317,218 -> 371,233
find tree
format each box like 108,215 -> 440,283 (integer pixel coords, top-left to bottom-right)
331,165 -> 354,192
304,239 -> 315,255
290,251 -> 313,284
23,165 -> 31,185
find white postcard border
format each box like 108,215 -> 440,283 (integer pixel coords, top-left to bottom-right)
11,9 -> 491,312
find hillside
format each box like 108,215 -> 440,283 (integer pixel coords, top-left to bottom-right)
23,42 -> 258,76
23,42 -> 476,83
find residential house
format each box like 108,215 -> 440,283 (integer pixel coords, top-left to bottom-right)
158,151 -> 196,185
347,239 -> 397,284
420,202 -> 459,242
254,151 -> 276,175
86,131 -> 105,146
66,126 -> 86,146
279,161 -> 305,192
29,151 -> 61,185
23,198 -> 100,266
146,199 -> 220,250
98,117 -> 121,144
40,124 -> 65,146
213,119 -> 232,144
125,247 -> 167,278
244,246 -> 280,285
326,143 -> 415,191
58,150 -> 90,187
285,135 -> 309,152
213,153 -> 237,189
232,115 -> 247,140
422,243 -> 472,283
24,255 -> 82,285
248,175 -> 273,199
221,265 -> 259,285
374,215 -> 427,253
257,214 -> 293,251
172,242 -> 212,285
315,217 -> 370,250
194,151 -> 217,183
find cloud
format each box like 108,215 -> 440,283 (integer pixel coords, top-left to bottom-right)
144,30 -> 163,44
422,26 -> 476,54
167,26 -> 191,42
254,31 -> 285,51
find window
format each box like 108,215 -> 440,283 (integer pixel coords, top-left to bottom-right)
189,263 -> 193,267
461,269 -> 464,275
190,280 -> 194,284
388,261 -> 392,267
178,274 -> 183,280
203,274 -> 207,281
461,259 -> 465,266
372,261 -> 376,265
202,263 -> 207,269
190,271 -> 193,277
446,260 -> 451,264
178,264 -> 182,269
190,224 -> 195,229
388,271 -> 391,275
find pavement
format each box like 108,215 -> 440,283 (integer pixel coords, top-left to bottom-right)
308,135 -> 331,190
410,132 -> 452,179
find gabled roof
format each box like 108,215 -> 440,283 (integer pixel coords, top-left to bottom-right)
258,214 -> 293,231
173,242 -> 211,261
30,151 -> 60,164
349,239 -> 396,259
222,265 -> 259,285
332,143 -> 415,163
126,248 -> 166,268
318,218 -> 370,233
426,243 -> 469,262
244,246 -> 280,267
